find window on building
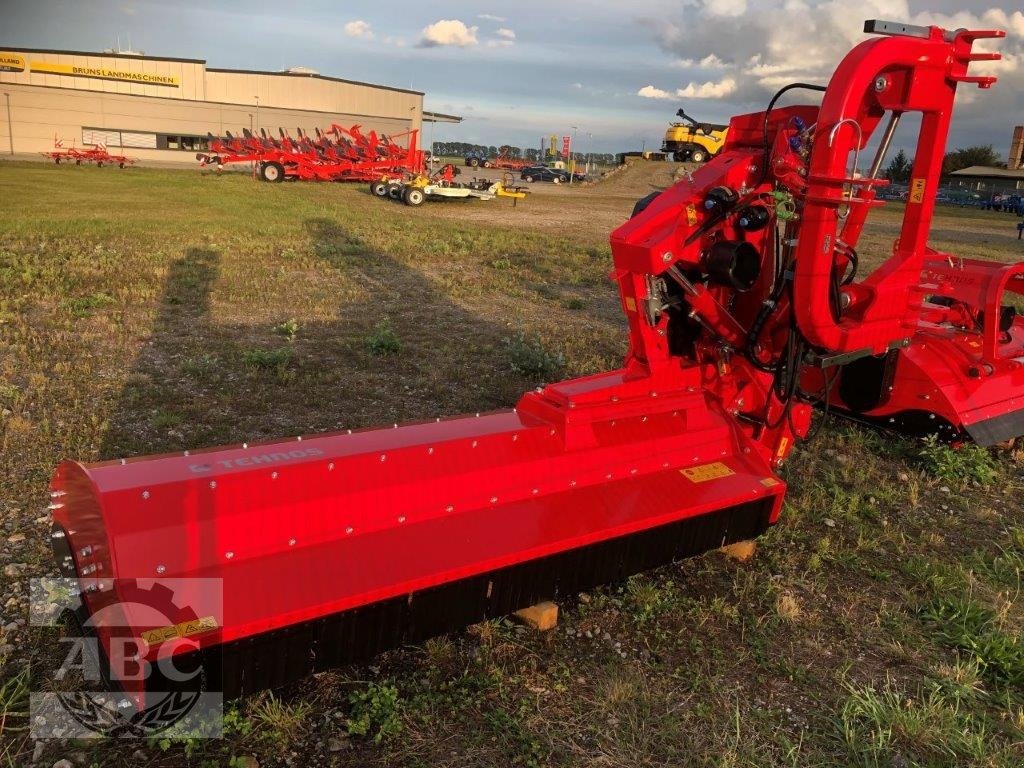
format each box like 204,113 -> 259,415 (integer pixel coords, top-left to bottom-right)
121,132 -> 158,149
156,134 -> 209,151
82,129 -> 121,147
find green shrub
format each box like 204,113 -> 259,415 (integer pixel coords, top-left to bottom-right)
274,318 -> 300,342
347,682 -> 402,743
917,434 -> 996,486
503,332 -> 564,379
242,347 -> 294,381
366,319 -> 400,356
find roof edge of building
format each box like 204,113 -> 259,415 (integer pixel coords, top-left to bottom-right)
0,45 -> 205,64
951,165 -> 1024,178
206,67 -> 424,97
423,110 -> 463,124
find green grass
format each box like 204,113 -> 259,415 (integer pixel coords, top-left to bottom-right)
1,160 -> 1023,766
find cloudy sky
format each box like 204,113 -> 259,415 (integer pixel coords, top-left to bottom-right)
4,1 -> 1022,157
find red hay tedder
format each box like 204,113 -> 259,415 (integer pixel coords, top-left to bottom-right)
50,20 -> 1023,712
197,123 -> 425,183
42,137 -> 135,168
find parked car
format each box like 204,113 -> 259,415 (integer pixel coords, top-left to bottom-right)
521,166 -> 567,183
520,166 -> 587,183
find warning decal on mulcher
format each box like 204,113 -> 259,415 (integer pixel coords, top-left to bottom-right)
680,462 -> 734,482
909,178 -> 926,203
141,615 -> 219,646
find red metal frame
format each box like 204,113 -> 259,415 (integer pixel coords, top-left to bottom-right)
49,21 -> 1021,707
42,135 -> 135,168
198,123 -> 425,182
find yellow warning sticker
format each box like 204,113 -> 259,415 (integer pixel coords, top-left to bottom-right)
909,178 -> 926,204
760,477 -> 780,488
142,615 -> 219,646
680,462 -> 734,482
776,437 -> 790,457
624,296 -> 637,312
686,204 -> 698,226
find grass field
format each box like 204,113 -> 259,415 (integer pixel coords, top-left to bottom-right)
2,159 -> 1024,767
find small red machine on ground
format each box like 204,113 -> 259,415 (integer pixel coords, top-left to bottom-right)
197,123 -> 424,183
51,20 -> 1018,706
42,136 -> 135,168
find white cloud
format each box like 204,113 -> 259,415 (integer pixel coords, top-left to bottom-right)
637,85 -> 673,99
677,77 -> 737,98
485,28 -> 516,48
644,2 -> 1022,100
570,82 -> 583,89
673,53 -> 727,69
344,20 -> 374,39
420,19 -> 479,47
637,77 -> 737,100
704,0 -> 747,17
478,13 -> 507,22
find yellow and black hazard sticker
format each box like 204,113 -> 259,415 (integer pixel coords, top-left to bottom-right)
685,204 -> 698,226
142,615 -> 218,646
680,461 -> 734,482
760,477 -> 780,488
909,178 -> 926,204
624,296 -> 637,312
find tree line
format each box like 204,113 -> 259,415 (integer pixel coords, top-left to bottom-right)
430,141 -> 617,165
883,145 -> 1002,184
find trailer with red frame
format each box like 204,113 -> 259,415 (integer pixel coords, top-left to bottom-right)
197,123 -> 424,182
465,146 -> 531,171
42,136 -> 135,168
48,20 -> 1023,714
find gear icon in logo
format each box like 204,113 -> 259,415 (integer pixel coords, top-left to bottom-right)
57,578 -> 209,738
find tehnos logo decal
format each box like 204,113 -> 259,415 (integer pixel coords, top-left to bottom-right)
188,446 -> 324,473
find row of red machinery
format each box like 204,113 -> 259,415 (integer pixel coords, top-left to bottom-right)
42,138 -> 135,168
196,123 -> 425,182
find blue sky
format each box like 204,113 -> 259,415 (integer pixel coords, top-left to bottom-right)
4,1 -> 1022,157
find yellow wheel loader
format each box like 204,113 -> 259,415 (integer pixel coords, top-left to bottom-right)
661,108 -> 728,163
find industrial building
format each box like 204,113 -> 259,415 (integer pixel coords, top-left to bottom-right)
0,47 -> 459,164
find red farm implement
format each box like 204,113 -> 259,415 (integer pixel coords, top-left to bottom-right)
197,123 -> 424,183
42,136 -> 135,168
51,20 -> 1021,712
465,147 -> 531,171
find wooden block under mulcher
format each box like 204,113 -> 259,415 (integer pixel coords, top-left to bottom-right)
513,601 -> 559,631
719,539 -> 757,563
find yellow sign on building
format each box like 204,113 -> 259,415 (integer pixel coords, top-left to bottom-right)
30,60 -> 179,87
0,53 -> 25,72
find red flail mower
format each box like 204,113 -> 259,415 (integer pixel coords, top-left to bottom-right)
42,136 -> 135,168
52,20 -> 1020,707
196,123 -> 424,183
